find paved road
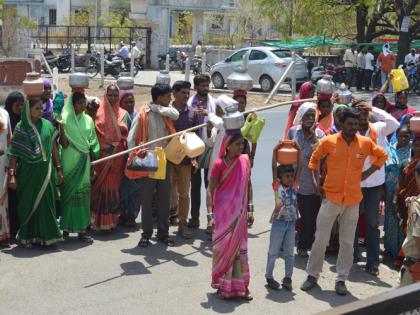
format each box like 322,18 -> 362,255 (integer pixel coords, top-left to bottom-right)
2,100 -> 413,314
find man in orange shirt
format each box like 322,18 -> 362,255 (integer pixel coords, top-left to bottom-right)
377,43 -> 396,93
300,108 -> 387,296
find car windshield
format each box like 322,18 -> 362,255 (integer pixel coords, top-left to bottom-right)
271,50 -> 292,58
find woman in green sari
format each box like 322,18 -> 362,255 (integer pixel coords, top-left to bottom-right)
8,97 -> 63,248
60,92 -> 100,242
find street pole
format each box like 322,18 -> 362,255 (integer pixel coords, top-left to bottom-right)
201,52 -> 206,74
94,0 -> 98,49
100,46 -> 105,88
165,54 -> 170,71
71,44 -> 75,73
130,48 -> 134,77
291,51 -> 296,100
185,57 -> 191,82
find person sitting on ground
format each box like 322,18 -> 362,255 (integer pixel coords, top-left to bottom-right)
266,163 -> 299,291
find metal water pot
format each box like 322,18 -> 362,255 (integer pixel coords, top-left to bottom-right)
22,72 -> 44,98
156,70 -> 171,85
69,71 -> 89,89
117,73 -> 134,90
316,75 -> 335,95
226,67 -> 253,91
337,83 -> 352,104
223,110 -> 245,130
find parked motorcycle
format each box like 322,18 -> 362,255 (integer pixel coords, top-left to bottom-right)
407,62 -> 420,95
87,51 -> 124,79
158,49 -> 186,71
192,57 -> 211,76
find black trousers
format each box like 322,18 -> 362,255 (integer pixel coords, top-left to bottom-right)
190,168 -> 209,220
364,69 -> 373,91
356,68 -> 365,90
139,164 -> 171,239
297,193 -> 321,250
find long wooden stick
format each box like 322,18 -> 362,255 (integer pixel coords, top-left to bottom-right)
91,97 -> 316,166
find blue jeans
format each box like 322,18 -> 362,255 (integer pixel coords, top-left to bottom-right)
354,185 -> 382,268
265,218 -> 296,279
381,71 -> 393,93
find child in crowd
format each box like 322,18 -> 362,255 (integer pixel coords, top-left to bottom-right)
265,163 -> 299,291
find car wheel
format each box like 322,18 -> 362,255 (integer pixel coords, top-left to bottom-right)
260,75 -> 274,93
212,72 -> 225,89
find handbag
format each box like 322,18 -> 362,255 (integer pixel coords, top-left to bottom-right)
149,147 -> 167,180
241,113 -> 265,144
125,148 -> 158,179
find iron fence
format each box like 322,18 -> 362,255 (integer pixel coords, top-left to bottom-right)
32,25 -> 152,67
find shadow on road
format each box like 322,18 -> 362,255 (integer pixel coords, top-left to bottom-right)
200,292 -> 251,313
264,286 -> 296,303
84,261 -> 151,288
301,284 -> 358,307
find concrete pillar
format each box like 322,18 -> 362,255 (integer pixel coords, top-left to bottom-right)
56,0 -> 71,25
159,8 -> 170,52
101,0 -> 110,22
192,11 -> 204,45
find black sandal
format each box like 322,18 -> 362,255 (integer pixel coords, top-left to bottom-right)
158,236 -> 175,247
138,237 -> 151,248
78,233 -> 94,243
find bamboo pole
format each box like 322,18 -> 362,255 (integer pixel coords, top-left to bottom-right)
90,97 -> 316,166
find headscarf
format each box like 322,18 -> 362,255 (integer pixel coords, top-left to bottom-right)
233,89 -> 247,98
291,82 -> 315,110
293,102 -> 317,125
334,103 -> 349,114
119,90 -> 135,119
4,91 -> 24,131
62,93 -> 96,154
317,93 -> 332,101
372,92 -> 392,111
53,91 -> 65,116
383,43 -> 391,57
218,129 -> 243,158
389,113 -> 414,145
216,95 -> 238,114
41,78 -> 53,120
95,84 -> 128,147
9,99 -> 48,162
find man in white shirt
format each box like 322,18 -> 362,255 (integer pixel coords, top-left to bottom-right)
352,100 -> 399,276
356,46 -> 366,91
130,41 -> 141,60
118,41 -> 129,59
364,46 -> 375,91
404,48 -> 419,66
343,43 -> 357,88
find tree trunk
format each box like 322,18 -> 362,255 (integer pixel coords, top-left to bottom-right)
397,31 -> 410,66
356,3 -> 368,43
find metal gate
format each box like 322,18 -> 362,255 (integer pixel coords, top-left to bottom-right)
32,25 -> 152,67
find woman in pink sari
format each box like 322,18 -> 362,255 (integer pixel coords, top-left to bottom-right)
207,129 -> 254,300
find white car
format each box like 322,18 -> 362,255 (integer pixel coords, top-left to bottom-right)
210,46 -> 308,92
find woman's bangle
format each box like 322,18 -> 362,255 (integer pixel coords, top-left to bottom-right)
8,169 -> 16,176
56,165 -> 62,170
248,203 -> 254,213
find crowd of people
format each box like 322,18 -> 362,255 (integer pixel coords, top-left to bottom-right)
0,69 -> 420,301
343,43 -> 419,93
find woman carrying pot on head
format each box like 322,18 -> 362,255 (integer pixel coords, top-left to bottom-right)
207,129 -> 254,300
59,92 -> 100,242
4,91 -> 24,238
91,84 -> 131,231
8,97 -> 62,248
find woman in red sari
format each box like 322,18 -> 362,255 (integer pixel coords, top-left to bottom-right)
91,84 -> 131,231
207,129 -> 254,300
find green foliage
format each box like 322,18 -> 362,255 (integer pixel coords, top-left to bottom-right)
171,11 -> 193,45
103,11 -> 133,45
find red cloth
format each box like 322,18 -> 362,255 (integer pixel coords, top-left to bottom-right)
317,93 -> 332,101
284,82 -> 314,137
95,85 -> 129,149
233,89 -> 247,97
